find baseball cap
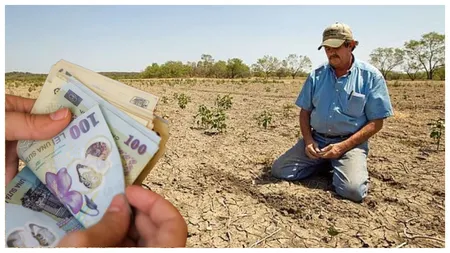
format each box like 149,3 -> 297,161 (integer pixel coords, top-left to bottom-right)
318,22 -> 357,50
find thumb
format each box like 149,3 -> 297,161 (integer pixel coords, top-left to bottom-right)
313,142 -> 321,152
57,194 -> 131,247
320,145 -> 333,153
5,108 -> 72,141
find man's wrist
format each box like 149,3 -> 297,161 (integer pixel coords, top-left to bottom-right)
304,136 -> 314,145
338,139 -> 353,153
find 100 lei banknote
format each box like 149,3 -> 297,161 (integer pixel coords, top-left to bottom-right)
17,104 -> 125,228
17,74 -> 160,185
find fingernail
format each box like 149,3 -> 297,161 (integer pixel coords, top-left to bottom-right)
50,108 -> 69,121
108,194 -> 128,213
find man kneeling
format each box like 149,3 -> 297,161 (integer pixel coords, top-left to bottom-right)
272,22 -> 393,202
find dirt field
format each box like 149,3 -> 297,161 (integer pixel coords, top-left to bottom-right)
6,78 -> 445,248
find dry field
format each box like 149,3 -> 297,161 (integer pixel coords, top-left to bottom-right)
5,77 -> 445,248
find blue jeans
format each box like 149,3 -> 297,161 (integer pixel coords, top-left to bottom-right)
271,132 -> 369,202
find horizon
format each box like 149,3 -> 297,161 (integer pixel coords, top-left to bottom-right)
5,5 -> 445,73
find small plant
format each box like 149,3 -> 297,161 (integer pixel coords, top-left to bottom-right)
256,110 -> 273,129
177,93 -> 191,109
427,117 -> 445,151
265,86 -> 271,92
161,96 -> 168,104
194,104 -> 227,133
194,105 -> 212,129
215,94 -> 233,110
327,226 -> 339,237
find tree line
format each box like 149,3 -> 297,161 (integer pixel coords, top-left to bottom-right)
141,54 -> 312,80
5,32 -> 444,81
140,31 -> 444,81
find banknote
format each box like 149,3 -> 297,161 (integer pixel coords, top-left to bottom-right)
58,72 -> 161,145
17,105 -> 125,228
35,59 -> 157,129
5,166 -> 84,247
19,59 -> 170,185
18,74 -> 161,185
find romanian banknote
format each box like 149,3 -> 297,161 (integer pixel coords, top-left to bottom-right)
17,74 -> 160,185
34,59 -> 157,129
5,167 -> 84,247
17,105 -> 125,228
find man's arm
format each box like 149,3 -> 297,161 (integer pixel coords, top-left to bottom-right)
300,108 -> 322,159
299,109 -> 314,145
338,118 -> 384,153
319,119 -> 384,159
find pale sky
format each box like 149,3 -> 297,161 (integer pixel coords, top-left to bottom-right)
5,5 -> 445,73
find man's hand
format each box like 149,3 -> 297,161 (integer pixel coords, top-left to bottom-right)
121,185 -> 187,247
318,143 -> 346,159
304,140 -> 322,159
5,95 -> 72,185
58,185 -> 188,247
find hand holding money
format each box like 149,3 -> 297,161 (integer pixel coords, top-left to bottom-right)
57,186 -> 187,247
5,60 -> 186,248
5,95 -> 72,185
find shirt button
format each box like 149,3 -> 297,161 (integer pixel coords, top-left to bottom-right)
329,115 -> 332,118
336,89 -> 338,92
328,129 -> 331,132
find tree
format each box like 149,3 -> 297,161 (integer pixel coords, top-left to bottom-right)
255,55 -> 280,78
197,54 -> 215,77
226,58 -> 250,79
369,47 -> 405,79
404,32 -> 445,80
285,54 -> 312,79
142,63 -> 161,78
402,58 -> 422,81
186,61 -> 198,78
251,64 -> 264,77
276,60 -> 289,79
211,60 -> 228,78
159,61 -> 189,78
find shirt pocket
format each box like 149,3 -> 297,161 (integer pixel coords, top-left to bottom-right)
344,91 -> 366,117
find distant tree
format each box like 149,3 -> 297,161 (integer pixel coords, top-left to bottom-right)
402,58 -> 422,81
285,54 -> 312,79
251,64 -> 264,77
369,47 -> 405,79
186,61 -> 198,77
160,61 -> 189,78
276,60 -> 289,79
255,55 -> 280,78
211,60 -> 228,78
197,54 -> 215,77
142,63 -> 161,78
404,32 -> 445,80
226,58 -> 250,78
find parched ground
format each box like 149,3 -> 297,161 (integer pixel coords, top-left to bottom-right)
6,78 -> 445,248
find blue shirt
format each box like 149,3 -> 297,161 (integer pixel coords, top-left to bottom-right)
295,56 -> 394,136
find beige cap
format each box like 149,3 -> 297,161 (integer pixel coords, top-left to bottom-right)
318,22 -> 357,50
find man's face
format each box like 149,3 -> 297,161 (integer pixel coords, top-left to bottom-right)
324,43 -> 352,69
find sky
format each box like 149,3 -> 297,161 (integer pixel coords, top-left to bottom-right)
5,5 -> 445,73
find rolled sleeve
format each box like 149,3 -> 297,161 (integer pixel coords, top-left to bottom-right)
295,75 -> 314,111
365,75 -> 394,120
